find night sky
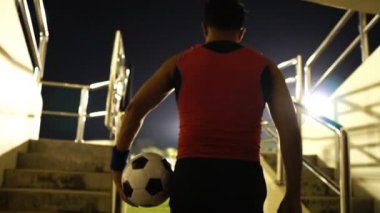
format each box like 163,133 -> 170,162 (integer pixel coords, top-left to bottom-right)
39,0 -> 380,150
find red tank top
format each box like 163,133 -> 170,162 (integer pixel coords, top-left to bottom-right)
176,44 -> 268,162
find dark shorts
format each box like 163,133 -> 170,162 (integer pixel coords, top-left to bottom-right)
169,158 -> 267,213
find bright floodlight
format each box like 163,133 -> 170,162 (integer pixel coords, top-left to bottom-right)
304,92 -> 334,118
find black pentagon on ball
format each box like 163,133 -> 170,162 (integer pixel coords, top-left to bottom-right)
132,156 -> 148,169
161,159 -> 173,173
122,181 -> 133,197
146,178 -> 163,195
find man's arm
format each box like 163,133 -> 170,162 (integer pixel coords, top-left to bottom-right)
111,53 -> 179,205
115,54 -> 178,151
265,60 -> 302,213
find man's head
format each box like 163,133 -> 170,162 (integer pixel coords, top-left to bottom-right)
203,0 -> 246,31
203,0 -> 247,42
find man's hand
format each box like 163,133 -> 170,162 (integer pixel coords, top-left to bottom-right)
112,171 -> 138,207
277,194 -> 302,213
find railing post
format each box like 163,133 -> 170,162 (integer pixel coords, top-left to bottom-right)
295,55 -> 304,128
333,98 -> 340,181
335,135 -> 341,181
304,66 -> 311,97
295,55 -> 303,103
33,0 -> 49,77
359,13 -> 369,61
75,87 -> 89,143
339,130 -> 351,213
276,140 -> 285,185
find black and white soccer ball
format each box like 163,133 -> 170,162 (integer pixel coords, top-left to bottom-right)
121,152 -> 173,207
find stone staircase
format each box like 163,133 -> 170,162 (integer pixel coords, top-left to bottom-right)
0,139 -> 113,212
261,153 -> 374,213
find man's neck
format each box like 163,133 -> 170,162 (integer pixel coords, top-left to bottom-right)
205,29 -> 241,43
206,36 -> 240,43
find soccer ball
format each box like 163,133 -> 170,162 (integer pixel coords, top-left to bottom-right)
121,152 -> 173,207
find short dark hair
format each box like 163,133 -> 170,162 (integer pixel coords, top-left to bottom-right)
204,0 -> 247,31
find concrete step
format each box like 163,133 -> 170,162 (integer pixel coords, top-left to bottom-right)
301,196 -> 374,213
29,139 -> 112,159
301,177 -> 337,196
303,155 -> 334,171
303,155 -> 318,164
302,166 -> 335,180
0,188 -> 111,212
17,153 -> 111,173
261,153 -> 338,196
262,154 -> 334,170
3,169 -> 112,191
261,153 -> 336,180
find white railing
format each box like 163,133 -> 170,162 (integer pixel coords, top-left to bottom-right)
40,31 -> 129,144
105,30 -> 130,139
41,80 -> 108,143
304,10 -> 380,96
16,0 -> 49,81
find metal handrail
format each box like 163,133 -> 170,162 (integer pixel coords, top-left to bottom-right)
41,80 -> 110,91
40,80 -> 112,143
303,159 -> 340,194
42,110 -> 80,118
33,0 -> 49,75
304,10 -> 354,95
295,102 -> 351,213
277,56 -> 304,104
278,57 -> 298,69
311,14 -> 380,94
16,0 -> 49,80
16,0 -> 40,75
104,30 -> 131,213
305,10 -> 354,68
304,10 -> 380,95
105,30 -> 130,137
41,80 -> 89,89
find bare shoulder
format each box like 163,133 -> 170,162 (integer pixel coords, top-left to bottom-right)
261,55 -> 281,75
159,52 -> 182,75
245,48 -> 281,76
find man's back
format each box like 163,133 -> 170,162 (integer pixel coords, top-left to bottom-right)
174,41 -> 269,161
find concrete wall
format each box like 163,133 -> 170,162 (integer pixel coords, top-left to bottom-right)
304,0 -> 380,14
0,0 -> 42,156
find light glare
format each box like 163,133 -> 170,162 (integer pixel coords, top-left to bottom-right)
304,92 -> 334,118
